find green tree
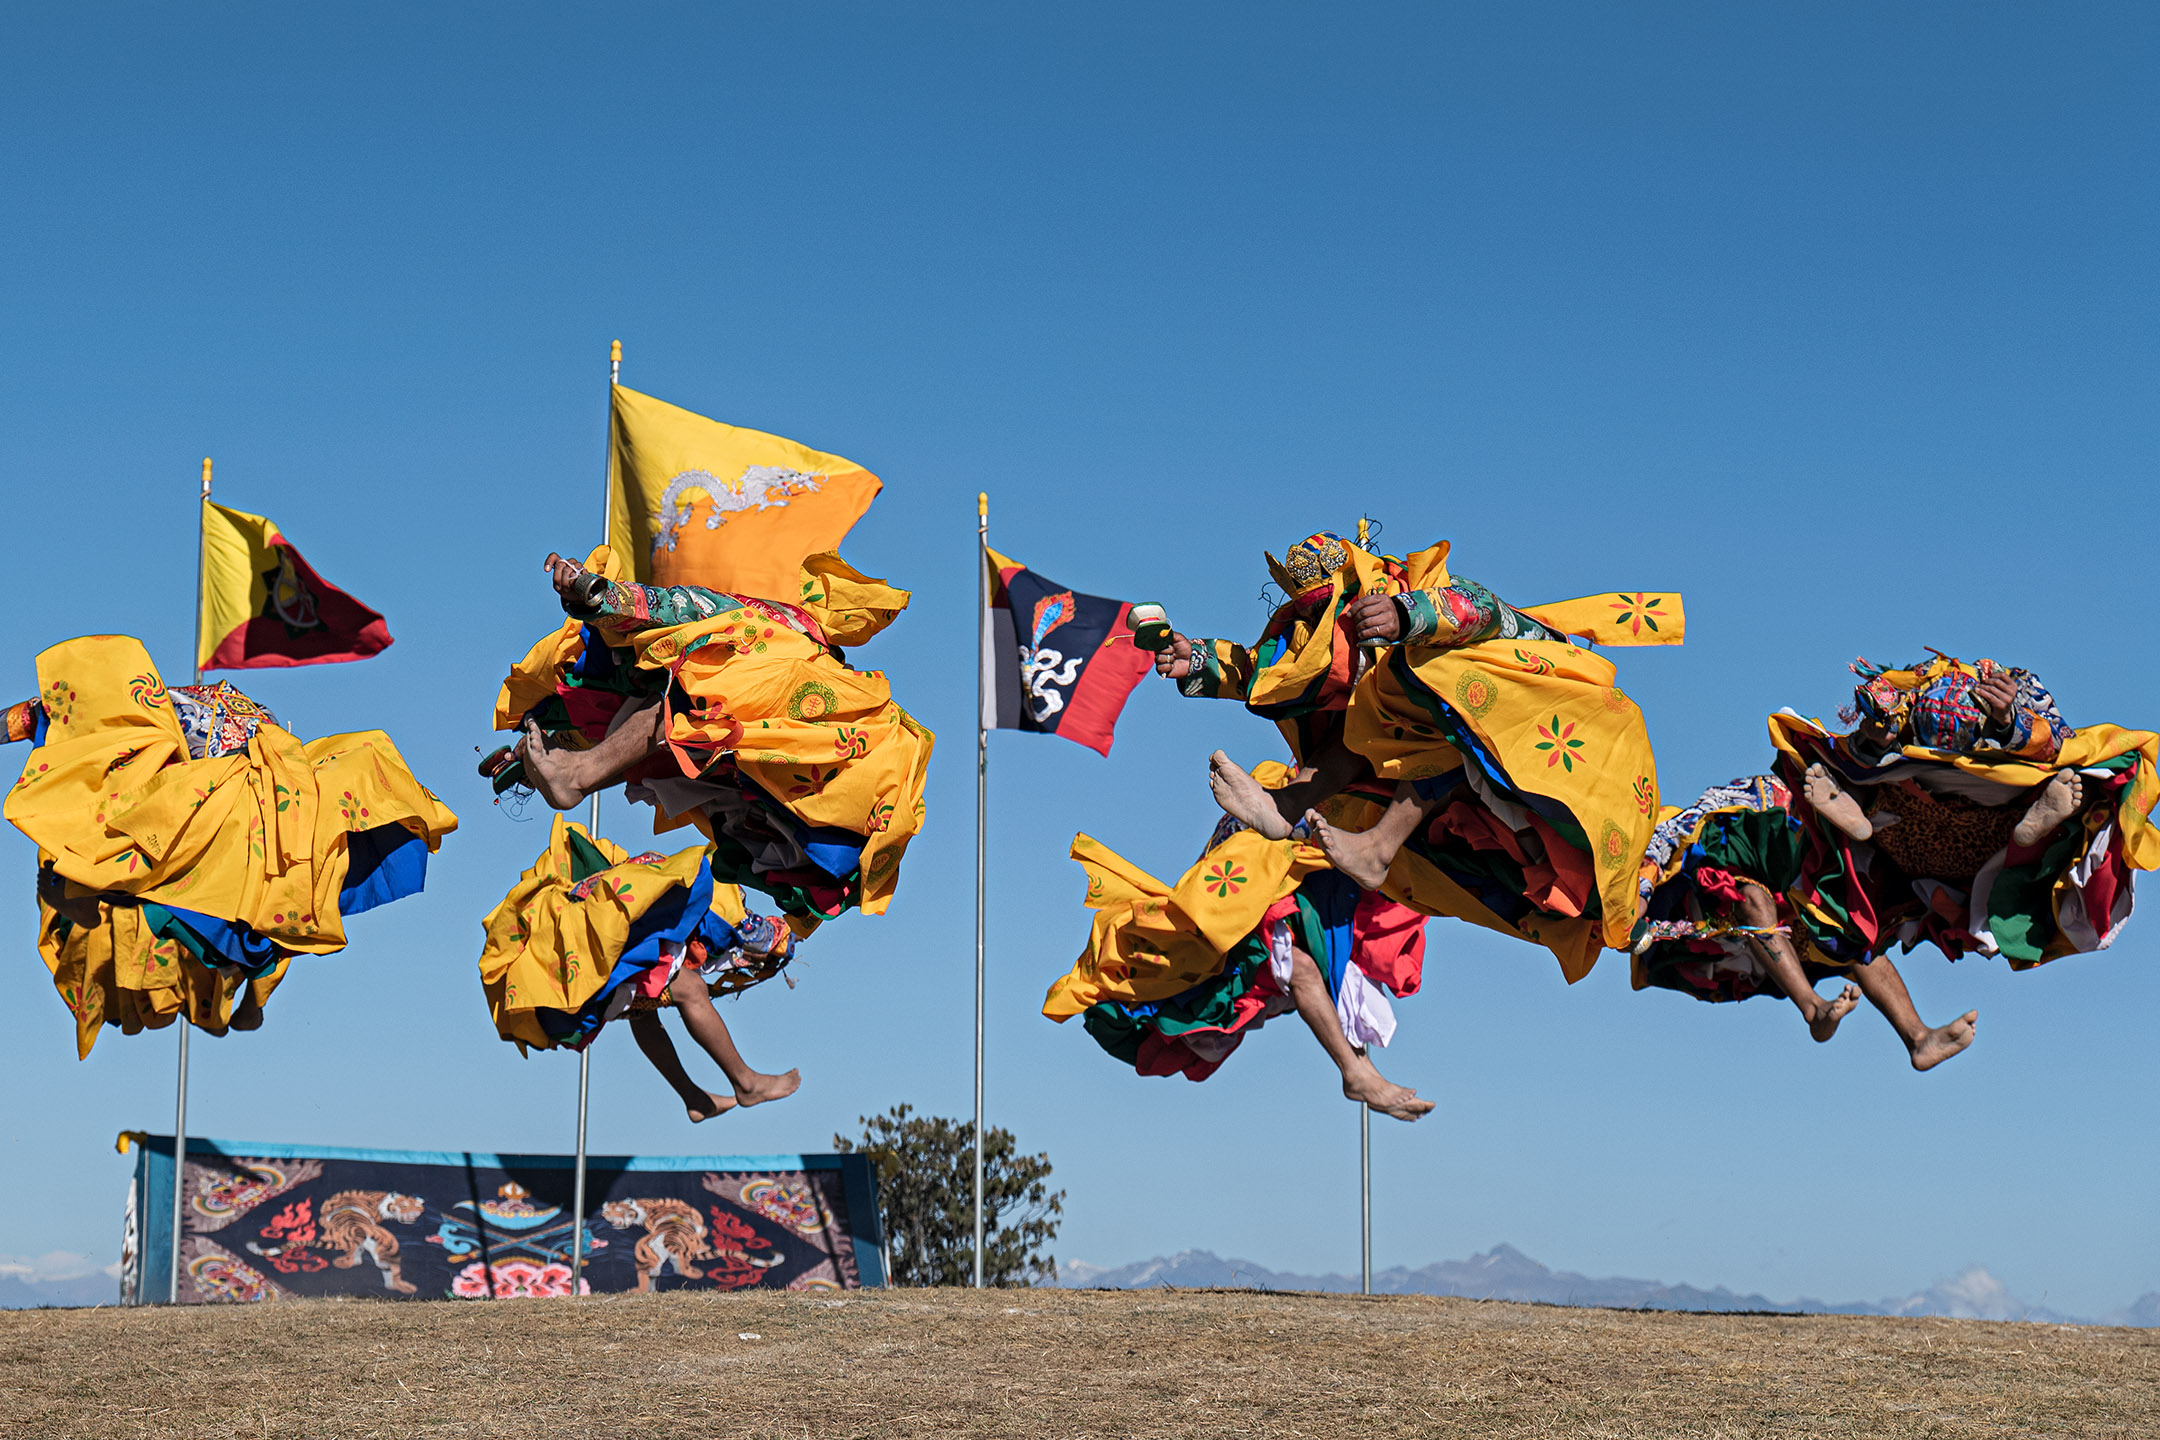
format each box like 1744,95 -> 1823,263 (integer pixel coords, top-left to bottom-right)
834,1103 -> 1064,1287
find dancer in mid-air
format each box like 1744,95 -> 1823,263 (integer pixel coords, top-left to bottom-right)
481,817 -> 804,1121
1046,528 -> 1681,1116
1632,654 -> 2158,1070
1771,653 -> 2156,985
4,636 -> 457,1055
483,548 -> 933,926
1630,774 -> 1975,1069
1043,806 -> 1435,1120
1152,528 -> 1681,983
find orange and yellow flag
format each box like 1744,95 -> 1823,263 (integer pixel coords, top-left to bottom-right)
605,385 -> 882,603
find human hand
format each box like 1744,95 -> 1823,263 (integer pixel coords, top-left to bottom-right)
543,552 -> 585,597
1155,633 -> 1194,680
1347,593 -> 1403,643
1974,672 -> 2018,725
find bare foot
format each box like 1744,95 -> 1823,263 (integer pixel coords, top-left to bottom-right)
1808,982 -> 1861,1043
2013,771 -> 2083,847
1208,750 -> 1292,841
732,1068 -> 802,1109
1307,810 -> 1393,891
516,718 -> 588,811
686,1091 -> 738,1123
1344,1072 -> 1435,1122
1803,763 -> 1873,842
1909,1010 -> 1978,1071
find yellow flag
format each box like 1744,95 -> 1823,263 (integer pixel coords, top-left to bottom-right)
605,385 -> 882,603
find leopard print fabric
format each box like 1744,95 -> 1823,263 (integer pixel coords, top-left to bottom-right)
1864,779 -> 2021,883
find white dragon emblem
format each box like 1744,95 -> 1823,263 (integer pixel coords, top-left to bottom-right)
650,466 -> 826,557
1021,647 -> 1084,721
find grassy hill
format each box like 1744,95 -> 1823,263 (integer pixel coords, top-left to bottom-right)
3,1285 -> 2154,1438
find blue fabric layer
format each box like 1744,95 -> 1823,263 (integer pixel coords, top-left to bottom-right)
800,827 -> 865,880
571,625 -> 626,687
1296,869 -> 1360,1002
143,903 -> 284,979
536,860 -> 720,1047
340,824 -> 430,917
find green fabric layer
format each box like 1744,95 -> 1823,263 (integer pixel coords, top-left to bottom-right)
1080,894 -> 1328,1070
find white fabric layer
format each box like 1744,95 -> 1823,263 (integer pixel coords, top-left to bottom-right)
1264,918 -> 1396,1051
2059,821 -> 2135,952
623,777 -> 810,876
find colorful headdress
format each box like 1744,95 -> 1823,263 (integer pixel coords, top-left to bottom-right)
1840,653 -> 1995,751
1266,531 -> 1351,611
1840,656 -> 1909,728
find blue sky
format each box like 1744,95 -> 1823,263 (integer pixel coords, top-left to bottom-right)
1,3 -> 2155,1314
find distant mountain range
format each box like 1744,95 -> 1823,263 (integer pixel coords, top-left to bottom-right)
10,1243 -> 2155,1323
1057,1244 -> 2160,1328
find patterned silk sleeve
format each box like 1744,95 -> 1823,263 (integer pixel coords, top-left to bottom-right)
1398,578 -> 1564,649
567,578 -> 738,634
1977,666 -> 2073,764
1176,638 -> 1260,700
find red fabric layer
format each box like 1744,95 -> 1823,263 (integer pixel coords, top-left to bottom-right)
1352,891 -> 1427,997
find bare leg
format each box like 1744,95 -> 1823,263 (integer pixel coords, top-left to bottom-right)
1802,763 -> 1874,842
1207,745 -> 1365,842
2013,770 -> 2084,847
628,1009 -> 736,1122
1731,882 -> 1858,1043
516,696 -> 666,810
1284,945 -> 1432,1121
667,969 -> 801,1107
1306,781 -> 1442,891
228,973 -> 265,1032
1846,953 -> 1977,1071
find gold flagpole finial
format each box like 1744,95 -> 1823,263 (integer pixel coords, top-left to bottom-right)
1356,516 -> 1370,548
610,339 -> 622,364
201,457 -> 212,498
977,491 -> 988,519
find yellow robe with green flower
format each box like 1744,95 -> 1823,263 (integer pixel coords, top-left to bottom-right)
1225,539 -> 1678,964
1043,822 -> 1326,1019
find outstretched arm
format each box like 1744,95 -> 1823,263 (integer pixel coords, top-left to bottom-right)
1154,631 -> 1260,700
544,553 -> 741,634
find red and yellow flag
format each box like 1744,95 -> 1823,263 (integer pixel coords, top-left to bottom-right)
604,384 -> 882,604
198,502 -> 392,671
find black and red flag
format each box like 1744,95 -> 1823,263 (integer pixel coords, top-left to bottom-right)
980,546 -> 1152,756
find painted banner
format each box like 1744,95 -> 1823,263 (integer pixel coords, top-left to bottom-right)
119,1135 -> 884,1304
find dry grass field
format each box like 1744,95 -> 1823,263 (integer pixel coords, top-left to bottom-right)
2,1286 -> 2155,1439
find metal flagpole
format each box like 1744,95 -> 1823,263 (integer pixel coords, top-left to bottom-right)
171,457 -> 210,1303
1360,1084 -> 1372,1295
973,491 -> 988,1288
1353,516 -> 1375,1300
570,340 -> 620,1297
